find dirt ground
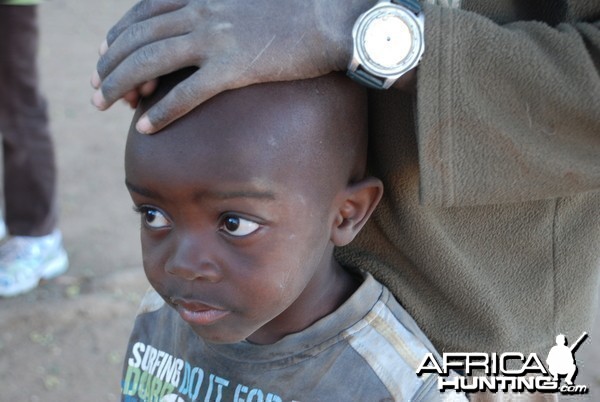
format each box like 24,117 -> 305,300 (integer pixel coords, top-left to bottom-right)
0,1 -> 598,401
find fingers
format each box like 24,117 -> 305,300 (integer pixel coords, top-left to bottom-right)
99,40 -> 109,56
136,67 -> 231,134
97,6 -> 195,81
91,70 -> 102,89
93,35 -> 202,110
123,89 -> 141,109
120,80 -> 159,109
139,79 -> 159,97
106,0 -> 189,46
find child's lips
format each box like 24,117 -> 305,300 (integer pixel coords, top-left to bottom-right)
170,297 -> 231,326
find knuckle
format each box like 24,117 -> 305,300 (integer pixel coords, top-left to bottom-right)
125,21 -> 149,44
132,45 -> 158,70
189,0 -> 217,20
171,82 -> 197,104
108,0 -> 149,42
132,0 -> 152,17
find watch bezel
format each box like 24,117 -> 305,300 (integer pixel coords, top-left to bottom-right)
350,1 -> 425,86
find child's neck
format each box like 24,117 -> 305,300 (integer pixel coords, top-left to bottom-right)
318,259 -> 361,316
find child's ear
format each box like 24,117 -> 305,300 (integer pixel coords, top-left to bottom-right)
331,177 -> 383,247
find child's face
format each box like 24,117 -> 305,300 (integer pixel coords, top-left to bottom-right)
126,90 -> 346,345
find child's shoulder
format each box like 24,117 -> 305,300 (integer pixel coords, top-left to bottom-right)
341,271 -> 439,370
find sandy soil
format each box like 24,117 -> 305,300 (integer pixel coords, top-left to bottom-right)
0,1 -> 598,401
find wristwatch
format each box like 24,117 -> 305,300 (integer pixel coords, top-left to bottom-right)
347,0 -> 425,89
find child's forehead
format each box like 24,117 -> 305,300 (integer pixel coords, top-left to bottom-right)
132,81 -> 339,163
127,87 -> 327,190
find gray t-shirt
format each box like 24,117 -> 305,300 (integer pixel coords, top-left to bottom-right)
120,272 -> 465,401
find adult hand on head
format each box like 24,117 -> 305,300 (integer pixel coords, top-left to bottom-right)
91,0 -> 372,134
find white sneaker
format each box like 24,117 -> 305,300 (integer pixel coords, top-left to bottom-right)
0,229 -> 69,297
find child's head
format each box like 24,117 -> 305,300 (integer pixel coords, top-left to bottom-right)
125,70 -> 383,345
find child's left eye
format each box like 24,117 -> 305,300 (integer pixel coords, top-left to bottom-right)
220,215 -> 260,237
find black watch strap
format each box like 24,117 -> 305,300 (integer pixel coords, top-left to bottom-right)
392,0 -> 421,15
347,67 -> 388,90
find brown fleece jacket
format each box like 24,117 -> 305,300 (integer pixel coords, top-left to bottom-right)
336,0 -> 600,359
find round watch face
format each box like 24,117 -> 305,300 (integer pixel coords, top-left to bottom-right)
356,4 -> 423,76
363,14 -> 412,67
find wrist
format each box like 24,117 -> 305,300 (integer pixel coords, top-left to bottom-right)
391,67 -> 417,92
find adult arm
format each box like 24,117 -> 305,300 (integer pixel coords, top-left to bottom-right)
416,3 -> 600,206
93,0 -> 600,203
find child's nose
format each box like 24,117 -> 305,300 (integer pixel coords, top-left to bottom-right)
165,232 -> 222,282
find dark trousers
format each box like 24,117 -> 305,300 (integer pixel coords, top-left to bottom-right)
0,5 -> 57,236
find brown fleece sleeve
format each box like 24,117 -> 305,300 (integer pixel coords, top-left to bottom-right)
416,2 -> 600,207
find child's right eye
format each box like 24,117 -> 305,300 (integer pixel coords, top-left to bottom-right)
134,206 -> 171,229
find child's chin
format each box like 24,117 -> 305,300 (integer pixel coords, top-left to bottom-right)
190,326 -> 249,345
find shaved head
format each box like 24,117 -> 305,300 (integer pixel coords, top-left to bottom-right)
126,70 -> 368,203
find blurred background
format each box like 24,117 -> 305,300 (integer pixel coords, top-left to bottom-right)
0,0 -> 597,400
0,0 -> 148,400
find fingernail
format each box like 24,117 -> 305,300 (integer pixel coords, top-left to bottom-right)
136,115 -> 154,134
90,71 -> 101,89
99,40 -> 108,56
92,89 -> 107,110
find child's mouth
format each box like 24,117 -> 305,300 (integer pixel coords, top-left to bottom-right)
170,297 -> 231,326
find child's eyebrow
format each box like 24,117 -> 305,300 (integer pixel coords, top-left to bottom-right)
125,179 -> 162,200
125,179 -> 276,201
193,190 -> 276,202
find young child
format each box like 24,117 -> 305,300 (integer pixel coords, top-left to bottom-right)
121,70 -> 460,402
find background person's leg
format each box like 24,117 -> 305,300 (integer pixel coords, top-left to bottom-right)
0,5 -> 57,236
0,5 -> 67,297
